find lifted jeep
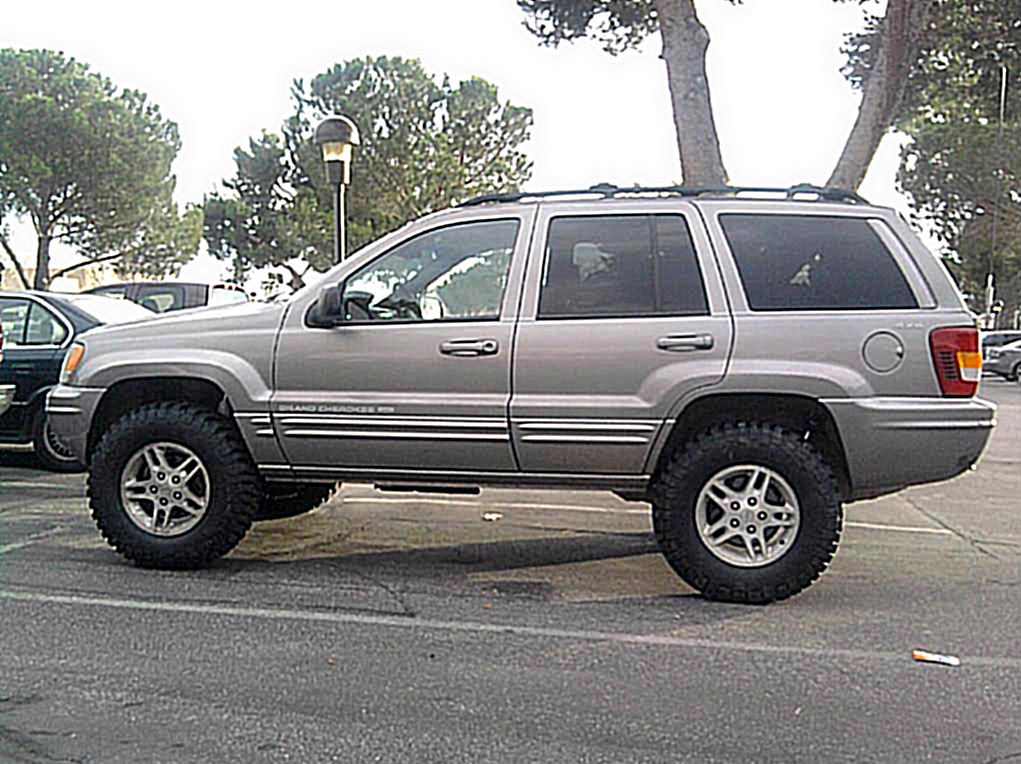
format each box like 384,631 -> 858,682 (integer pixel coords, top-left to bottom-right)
50,184 -> 996,603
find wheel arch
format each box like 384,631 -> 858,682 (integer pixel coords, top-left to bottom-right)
86,377 -> 229,462
649,393 -> 852,500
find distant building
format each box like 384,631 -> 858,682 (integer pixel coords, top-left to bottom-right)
1,262 -> 123,292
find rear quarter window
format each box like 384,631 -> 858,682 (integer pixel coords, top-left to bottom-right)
719,214 -> 918,311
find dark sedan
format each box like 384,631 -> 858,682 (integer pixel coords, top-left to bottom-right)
0,291 -> 154,471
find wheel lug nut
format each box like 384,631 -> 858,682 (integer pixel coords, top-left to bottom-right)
730,502 -> 740,510
149,486 -> 158,494
157,472 -> 166,481
173,492 -> 182,500
159,498 -> 168,506
757,511 -> 767,521
172,476 -> 180,485
747,525 -> 756,534
729,518 -> 740,528
748,498 -> 757,506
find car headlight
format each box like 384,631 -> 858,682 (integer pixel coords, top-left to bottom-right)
60,343 -> 86,384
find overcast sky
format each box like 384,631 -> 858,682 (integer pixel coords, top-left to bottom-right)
2,0 -> 904,282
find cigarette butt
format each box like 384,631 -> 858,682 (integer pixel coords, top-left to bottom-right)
912,649 -> 961,667
482,512 -> 503,522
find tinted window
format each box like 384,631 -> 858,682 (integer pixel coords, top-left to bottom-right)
719,214 -> 917,311
342,219 -> 519,323
0,298 -> 29,346
539,215 -> 708,318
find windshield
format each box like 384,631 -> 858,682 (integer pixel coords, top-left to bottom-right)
64,294 -> 156,324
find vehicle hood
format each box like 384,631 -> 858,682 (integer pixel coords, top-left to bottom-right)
81,301 -> 285,346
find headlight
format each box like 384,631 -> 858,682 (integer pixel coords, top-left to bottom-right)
60,343 -> 86,384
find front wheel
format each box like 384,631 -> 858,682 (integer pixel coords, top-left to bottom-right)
651,423 -> 843,604
88,402 -> 261,569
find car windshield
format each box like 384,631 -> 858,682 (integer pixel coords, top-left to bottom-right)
63,294 -> 156,324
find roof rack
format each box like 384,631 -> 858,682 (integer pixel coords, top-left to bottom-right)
458,183 -> 869,207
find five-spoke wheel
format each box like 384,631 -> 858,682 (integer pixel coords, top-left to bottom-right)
120,442 -> 210,537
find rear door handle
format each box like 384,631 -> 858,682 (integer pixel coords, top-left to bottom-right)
439,338 -> 499,357
656,333 -> 715,352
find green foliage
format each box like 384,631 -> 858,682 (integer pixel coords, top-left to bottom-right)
842,0 -> 1021,125
517,0 -> 660,54
0,49 -> 199,286
848,1 -> 1021,318
203,56 -> 533,284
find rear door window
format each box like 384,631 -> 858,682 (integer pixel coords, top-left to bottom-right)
719,214 -> 918,311
539,214 -> 709,318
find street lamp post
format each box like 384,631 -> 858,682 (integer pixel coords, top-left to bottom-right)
314,116 -> 360,264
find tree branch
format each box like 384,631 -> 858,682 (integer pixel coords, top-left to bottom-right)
0,235 -> 31,289
49,250 -> 126,280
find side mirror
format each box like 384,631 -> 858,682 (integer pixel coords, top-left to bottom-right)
309,283 -> 344,327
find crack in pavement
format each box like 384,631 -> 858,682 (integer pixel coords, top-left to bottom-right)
901,495 -> 1007,561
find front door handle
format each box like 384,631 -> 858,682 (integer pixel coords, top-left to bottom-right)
439,338 -> 499,357
656,333 -> 715,352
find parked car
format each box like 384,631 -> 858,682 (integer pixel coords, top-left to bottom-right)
0,314 -> 12,418
0,291 -> 154,470
981,330 -> 1021,360
83,281 -> 248,313
985,339 -> 1021,381
49,184 -> 995,603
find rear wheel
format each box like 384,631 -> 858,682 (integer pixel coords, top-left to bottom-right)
1011,361 -> 1021,382
255,483 -> 337,521
651,423 -> 843,604
88,402 -> 261,569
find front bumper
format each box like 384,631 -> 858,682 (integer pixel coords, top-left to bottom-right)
0,384 -> 14,418
823,396 -> 997,500
46,385 -> 106,465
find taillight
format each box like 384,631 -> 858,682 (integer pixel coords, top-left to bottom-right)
930,327 -> 982,397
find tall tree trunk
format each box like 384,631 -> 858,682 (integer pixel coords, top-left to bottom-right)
828,0 -> 933,190
34,234 -> 51,290
0,235 -> 31,288
655,0 -> 727,186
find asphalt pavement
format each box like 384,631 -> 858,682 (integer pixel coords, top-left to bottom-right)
1,381 -> 1018,763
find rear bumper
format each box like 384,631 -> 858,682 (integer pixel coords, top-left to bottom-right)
46,385 -> 105,464
822,396 -> 996,500
0,384 -> 14,418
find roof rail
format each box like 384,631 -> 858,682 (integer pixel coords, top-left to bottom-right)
457,183 -> 869,207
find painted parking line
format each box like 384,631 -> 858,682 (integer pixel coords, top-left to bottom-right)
2,588 -> 1017,669
844,521 -> 951,535
343,496 -> 953,535
0,481 -> 83,490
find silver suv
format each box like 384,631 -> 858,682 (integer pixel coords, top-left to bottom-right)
49,185 -> 996,603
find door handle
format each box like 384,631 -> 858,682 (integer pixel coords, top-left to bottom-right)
656,333 -> 715,352
439,338 -> 499,357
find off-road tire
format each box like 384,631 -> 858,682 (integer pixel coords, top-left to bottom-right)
32,407 -> 83,473
651,423 -> 843,605
88,402 -> 261,569
255,483 -> 337,522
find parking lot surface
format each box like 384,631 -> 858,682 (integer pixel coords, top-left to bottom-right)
1,382 -> 1019,763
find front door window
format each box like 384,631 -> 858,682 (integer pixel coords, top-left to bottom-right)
341,219 -> 519,323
